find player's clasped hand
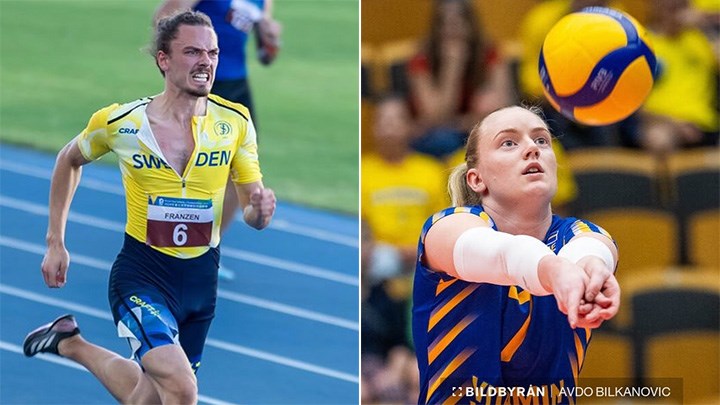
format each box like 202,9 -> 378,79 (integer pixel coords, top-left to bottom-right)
41,245 -> 70,289
250,188 -> 276,221
577,258 -> 621,328
546,255 -> 620,329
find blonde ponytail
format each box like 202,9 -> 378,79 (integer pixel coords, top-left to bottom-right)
448,163 -> 482,206
448,119 -> 483,207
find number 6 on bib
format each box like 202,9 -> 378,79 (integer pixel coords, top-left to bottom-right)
146,196 -> 213,247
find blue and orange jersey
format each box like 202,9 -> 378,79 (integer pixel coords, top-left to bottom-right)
413,206 -> 614,405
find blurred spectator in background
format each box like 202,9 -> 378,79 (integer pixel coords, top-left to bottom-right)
690,0 -> 720,61
407,0 -> 512,159
361,94 -> 448,402
518,0 -> 639,150
635,0 -> 719,155
362,94 -> 449,272
156,0 -> 281,280
361,221 -> 420,404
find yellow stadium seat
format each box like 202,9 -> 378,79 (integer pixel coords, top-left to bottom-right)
567,148 -> 662,216
621,267 -> 720,403
688,210 -> 720,268
584,209 -> 678,282
376,39 -> 419,96
666,147 -> 720,266
361,39 -> 419,98
647,332 -> 719,403
581,330 -> 632,379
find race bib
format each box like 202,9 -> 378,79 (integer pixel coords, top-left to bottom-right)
146,196 -> 213,247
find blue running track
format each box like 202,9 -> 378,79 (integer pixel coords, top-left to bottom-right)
0,144 -> 359,404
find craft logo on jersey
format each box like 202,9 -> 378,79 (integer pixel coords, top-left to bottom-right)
214,121 -> 231,137
119,127 -> 139,135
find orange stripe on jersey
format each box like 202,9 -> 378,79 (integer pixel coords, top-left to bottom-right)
435,278 -> 459,296
428,314 -> 479,364
428,284 -> 480,332
584,328 -> 592,344
571,220 -> 592,235
508,286 -> 531,304
569,352 -> 579,385
573,331 -> 585,368
426,348 -> 476,404
501,299 -> 533,362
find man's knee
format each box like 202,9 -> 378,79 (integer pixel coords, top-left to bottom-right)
141,345 -> 197,403
159,371 -> 197,404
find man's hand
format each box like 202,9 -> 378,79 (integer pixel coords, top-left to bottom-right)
41,245 -> 70,288
256,18 -> 281,65
245,188 -> 276,229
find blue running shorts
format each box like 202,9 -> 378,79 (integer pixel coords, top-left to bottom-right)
109,233 -> 219,373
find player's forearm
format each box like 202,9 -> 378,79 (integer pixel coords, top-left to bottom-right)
46,144 -> 84,248
537,254 -> 569,293
433,57 -> 466,113
154,0 -> 200,23
415,71 -> 463,124
452,227 -> 554,295
264,0 -> 274,17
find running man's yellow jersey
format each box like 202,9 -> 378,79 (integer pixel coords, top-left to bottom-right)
76,94 -> 262,258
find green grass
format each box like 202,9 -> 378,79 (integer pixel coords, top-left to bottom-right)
0,0 -> 359,214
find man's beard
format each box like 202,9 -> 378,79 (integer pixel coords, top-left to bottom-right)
186,86 -> 211,98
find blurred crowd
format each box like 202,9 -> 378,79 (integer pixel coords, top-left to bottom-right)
360,0 -> 719,403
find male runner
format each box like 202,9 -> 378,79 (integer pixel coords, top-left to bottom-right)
23,11 -> 275,404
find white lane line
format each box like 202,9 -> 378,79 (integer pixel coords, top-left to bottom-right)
222,245 -> 357,285
0,236 -> 356,330
0,285 -> 358,384
217,290 -> 358,331
0,195 -> 358,286
205,338 -> 358,383
0,285 -> 113,321
0,159 -> 358,247
0,341 -> 238,405
267,218 -> 357,248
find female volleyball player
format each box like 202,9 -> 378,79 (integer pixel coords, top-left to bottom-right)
412,105 -> 620,404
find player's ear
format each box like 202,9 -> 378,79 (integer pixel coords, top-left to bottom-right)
156,51 -> 170,73
467,167 -> 486,194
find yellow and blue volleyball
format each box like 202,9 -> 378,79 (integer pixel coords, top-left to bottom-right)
539,7 -> 657,126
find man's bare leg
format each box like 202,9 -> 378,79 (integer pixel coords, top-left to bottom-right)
27,315 -> 194,404
60,337 -> 197,404
58,334 -> 161,404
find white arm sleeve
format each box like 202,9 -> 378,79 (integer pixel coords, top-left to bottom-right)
557,236 -> 615,270
452,227 -> 554,296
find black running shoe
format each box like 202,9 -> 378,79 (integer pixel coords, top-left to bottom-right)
23,314 -> 80,357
